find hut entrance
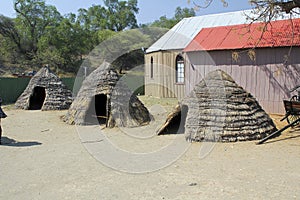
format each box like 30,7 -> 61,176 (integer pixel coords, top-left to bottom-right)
161,112 -> 183,134
29,86 -> 46,110
95,94 -> 108,124
157,105 -> 188,135
85,94 -> 108,125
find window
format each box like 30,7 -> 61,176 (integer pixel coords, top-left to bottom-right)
176,55 -> 184,83
150,57 -> 154,79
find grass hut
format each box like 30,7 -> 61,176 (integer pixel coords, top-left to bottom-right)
158,70 -> 277,142
15,66 -> 73,110
64,62 -> 151,127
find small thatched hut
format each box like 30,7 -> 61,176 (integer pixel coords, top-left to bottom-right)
64,62 -> 151,127
158,70 -> 277,142
15,66 -> 73,110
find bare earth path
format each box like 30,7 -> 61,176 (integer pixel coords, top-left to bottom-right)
0,108 -> 299,199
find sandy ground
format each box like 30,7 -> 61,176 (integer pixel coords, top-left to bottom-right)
0,103 -> 300,199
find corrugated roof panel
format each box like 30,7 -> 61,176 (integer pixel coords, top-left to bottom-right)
184,18 -> 300,52
146,9 -> 293,53
146,10 -> 254,53
146,18 -> 188,53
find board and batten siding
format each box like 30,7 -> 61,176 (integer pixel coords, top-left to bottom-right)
145,51 -> 185,100
185,47 -> 300,114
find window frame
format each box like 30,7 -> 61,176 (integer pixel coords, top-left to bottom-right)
175,55 -> 185,84
150,56 -> 154,79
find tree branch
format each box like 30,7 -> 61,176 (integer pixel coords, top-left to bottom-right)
274,0 -> 300,13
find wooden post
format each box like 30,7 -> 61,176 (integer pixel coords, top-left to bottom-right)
256,117 -> 300,145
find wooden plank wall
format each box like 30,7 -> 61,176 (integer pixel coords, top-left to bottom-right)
185,47 -> 300,114
145,51 -> 185,100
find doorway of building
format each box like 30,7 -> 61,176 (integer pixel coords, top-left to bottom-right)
95,94 -> 108,125
85,94 -> 108,125
160,111 -> 183,134
158,105 -> 188,135
29,86 -> 46,110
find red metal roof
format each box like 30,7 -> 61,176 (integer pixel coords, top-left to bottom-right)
184,18 -> 300,52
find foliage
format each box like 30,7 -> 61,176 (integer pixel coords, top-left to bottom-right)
85,28 -> 167,72
0,15 -> 20,55
0,29 -> 19,65
77,0 -> 139,32
150,7 -> 195,28
14,0 -> 62,60
150,16 -> 177,29
2,0 -> 300,74
2,0 -> 299,74
103,0 -> 139,31
0,0 -> 141,74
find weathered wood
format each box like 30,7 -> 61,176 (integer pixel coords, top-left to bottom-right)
90,115 -> 108,119
145,52 -> 185,100
185,48 -> 300,114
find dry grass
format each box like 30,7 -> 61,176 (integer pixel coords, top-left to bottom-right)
138,96 -> 179,113
270,114 -> 287,130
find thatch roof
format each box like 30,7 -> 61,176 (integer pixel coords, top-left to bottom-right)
15,67 -> 73,110
184,70 -> 277,142
157,70 -> 277,142
64,62 -> 151,127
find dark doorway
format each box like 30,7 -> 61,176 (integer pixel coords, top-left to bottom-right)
85,94 -> 108,125
160,112 -> 183,134
95,94 -> 108,124
159,105 -> 188,135
29,87 -> 46,110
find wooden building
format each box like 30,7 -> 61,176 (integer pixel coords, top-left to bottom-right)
145,10 -> 299,114
145,10 -> 256,99
184,18 -> 300,114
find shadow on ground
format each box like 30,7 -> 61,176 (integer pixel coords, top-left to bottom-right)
1,136 -> 42,147
263,133 -> 300,144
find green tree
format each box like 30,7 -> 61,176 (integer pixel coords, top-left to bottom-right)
37,14 -> 92,72
150,6 -> 195,29
104,0 -> 139,31
77,6 -> 107,31
0,0 -> 141,74
174,7 -> 196,21
0,33 -> 18,65
96,29 -> 117,43
0,15 -> 22,55
150,16 -> 176,29
13,0 -> 62,60
78,0 -> 139,32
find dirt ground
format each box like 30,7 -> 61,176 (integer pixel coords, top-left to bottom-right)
0,100 -> 299,200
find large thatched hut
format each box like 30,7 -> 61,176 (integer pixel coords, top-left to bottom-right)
64,62 -> 151,127
15,66 -> 73,110
158,70 -> 277,142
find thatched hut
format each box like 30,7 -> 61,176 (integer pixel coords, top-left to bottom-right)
64,62 -> 151,127
15,66 -> 73,110
158,70 -> 277,142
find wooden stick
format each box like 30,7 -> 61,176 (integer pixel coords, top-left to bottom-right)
91,115 -> 108,119
256,117 -> 300,145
